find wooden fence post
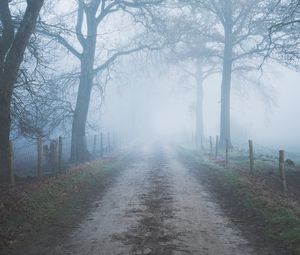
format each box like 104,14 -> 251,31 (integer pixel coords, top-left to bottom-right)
49,140 -> 58,170
37,137 -> 42,178
215,135 -> 219,157
100,133 -> 103,156
58,136 -> 62,171
249,140 -> 254,172
9,141 -> 15,188
209,136 -> 213,155
279,150 -> 288,193
93,135 -> 97,156
225,139 -> 229,167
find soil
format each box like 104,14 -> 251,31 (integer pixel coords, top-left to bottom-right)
3,144 -> 288,254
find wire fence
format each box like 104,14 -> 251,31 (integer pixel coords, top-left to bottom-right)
11,132 -> 122,178
200,136 -> 300,194
7,132 -> 300,193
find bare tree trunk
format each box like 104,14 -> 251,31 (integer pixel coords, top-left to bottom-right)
70,64 -> 93,163
70,15 -> 97,164
220,3 -> 233,148
0,91 -> 12,182
195,59 -> 204,151
0,0 -> 44,182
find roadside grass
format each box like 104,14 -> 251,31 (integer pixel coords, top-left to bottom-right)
0,155 -> 129,251
179,147 -> 300,255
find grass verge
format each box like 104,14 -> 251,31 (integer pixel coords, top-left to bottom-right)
0,154 -> 130,252
179,147 -> 300,255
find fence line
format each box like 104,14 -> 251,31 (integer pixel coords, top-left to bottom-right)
7,132 -> 123,183
200,135 -> 300,194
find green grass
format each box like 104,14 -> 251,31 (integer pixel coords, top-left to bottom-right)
180,147 -> 300,255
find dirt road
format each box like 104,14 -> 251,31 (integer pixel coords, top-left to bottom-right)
42,144 -> 278,255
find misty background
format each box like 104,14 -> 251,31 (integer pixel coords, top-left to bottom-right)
2,0 -> 300,180
100,59 -> 300,151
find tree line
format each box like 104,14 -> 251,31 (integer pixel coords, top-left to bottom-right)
0,0 -> 298,183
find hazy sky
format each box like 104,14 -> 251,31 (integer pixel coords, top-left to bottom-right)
51,1 -> 300,153
101,59 -> 300,152
205,65 -> 300,151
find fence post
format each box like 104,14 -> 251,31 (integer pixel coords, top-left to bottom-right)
100,133 -> 103,156
37,137 -> 42,178
49,140 -> 58,170
225,139 -> 229,167
249,140 -> 254,172
209,136 -> 213,155
9,141 -> 15,188
58,136 -> 63,171
279,150 -> 288,193
93,135 -> 97,157
215,135 -> 219,158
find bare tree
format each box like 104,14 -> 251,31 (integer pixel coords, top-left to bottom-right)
0,0 -> 44,183
190,0 -> 268,147
141,3 -> 219,150
267,0 -> 300,67
11,71 -> 75,139
40,0 -> 164,163
168,11 -> 220,151
167,45 -> 219,151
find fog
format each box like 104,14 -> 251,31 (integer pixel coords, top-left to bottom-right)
95,58 -> 300,153
3,1 -> 300,254
2,0 -> 300,172
27,1 -> 300,157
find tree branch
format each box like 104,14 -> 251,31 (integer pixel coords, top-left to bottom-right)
76,1 -> 86,47
93,44 -> 163,74
37,23 -> 82,59
0,0 -> 15,73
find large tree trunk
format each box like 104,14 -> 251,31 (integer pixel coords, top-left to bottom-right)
0,87 -> 12,183
70,59 -> 94,163
195,59 -> 204,151
0,0 -> 44,183
220,23 -> 233,148
219,0 -> 234,148
70,19 -> 97,164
